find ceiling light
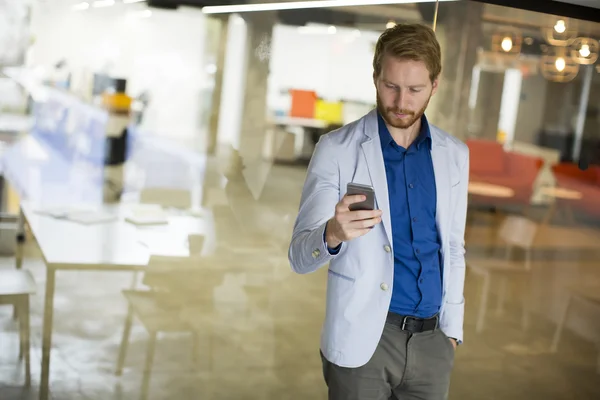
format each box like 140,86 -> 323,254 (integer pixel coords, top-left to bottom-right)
202,0 -> 458,14
123,0 -> 146,3
93,0 -> 115,8
579,43 -> 591,58
72,2 -> 90,10
555,57 -> 566,72
128,9 -> 152,18
501,37 -> 512,52
554,19 -> 566,34
298,25 -> 337,35
386,20 -> 396,29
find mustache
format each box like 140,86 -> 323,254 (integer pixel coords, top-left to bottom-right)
387,108 -> 415,116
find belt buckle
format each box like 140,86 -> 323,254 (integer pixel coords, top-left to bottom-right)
401,316 -> 409,331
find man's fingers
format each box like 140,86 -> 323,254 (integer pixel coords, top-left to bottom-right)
346,217 -> 381,230
339,194 -> 366,207
349,209 -> 382,220
336,209 -> 382,223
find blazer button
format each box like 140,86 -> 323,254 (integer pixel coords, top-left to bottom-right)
384,245 -> 391,253
312,249 -> 321,259
380,283 -> 389,291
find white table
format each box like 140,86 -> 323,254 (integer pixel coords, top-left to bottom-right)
468,182 -> 515,198
268,116 -> 329,163
19,201 -> 212,400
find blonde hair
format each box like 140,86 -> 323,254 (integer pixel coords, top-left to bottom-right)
373,23 -> 442,83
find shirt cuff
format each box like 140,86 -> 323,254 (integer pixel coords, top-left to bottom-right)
323,227 -> 341,255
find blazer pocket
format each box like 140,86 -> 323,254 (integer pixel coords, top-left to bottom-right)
328,269 -> 355,283
451,179 -> 461,188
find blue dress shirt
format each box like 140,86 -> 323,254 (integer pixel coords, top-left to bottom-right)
378,112 -> 442,318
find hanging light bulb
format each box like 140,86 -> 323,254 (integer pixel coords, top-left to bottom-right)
555,57 -> 566,72
579,43 -> 591,58
386,20 -> 396,29
554,19 -> 566,33
501,37 -> 513,52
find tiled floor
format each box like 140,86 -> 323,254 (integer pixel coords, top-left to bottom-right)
1,160 -> 600,399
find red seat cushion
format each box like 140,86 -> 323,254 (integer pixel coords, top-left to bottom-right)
466,140 -> 506,175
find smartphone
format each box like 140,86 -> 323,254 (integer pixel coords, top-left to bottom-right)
346,182 -> 375,211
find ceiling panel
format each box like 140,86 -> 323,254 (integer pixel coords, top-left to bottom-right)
553,0 -> 600,9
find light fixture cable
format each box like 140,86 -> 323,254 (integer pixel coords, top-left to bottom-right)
432,0 -> 440,32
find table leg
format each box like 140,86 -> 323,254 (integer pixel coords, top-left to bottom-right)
564,204 -> 576,225
16,207 -> 25,269
542,200 -> 557,225
40,267 -> 56,400
13,208 -> 25,320
12,237 -> 24,321
17,206 -> 26,245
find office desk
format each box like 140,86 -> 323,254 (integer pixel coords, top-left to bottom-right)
268,116 -> 329,163
20,201 -> 212,400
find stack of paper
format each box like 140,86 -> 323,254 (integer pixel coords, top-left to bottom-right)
125,204 -> 168,226
35,205 -> 118,225
65,209 -> 118,224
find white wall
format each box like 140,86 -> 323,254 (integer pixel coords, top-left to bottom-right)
497,68 -> 523,147
28,1 -> 208,139
0,0 -> 30,65
27,3 -> 381,140
217,14 -> 248,149
267,24 -> 380,113
514,73 -> 548,144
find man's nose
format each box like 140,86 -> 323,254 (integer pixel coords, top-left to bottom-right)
395,91 -> 409,110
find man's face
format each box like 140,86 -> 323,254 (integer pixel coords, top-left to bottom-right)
374,54 -> 438,130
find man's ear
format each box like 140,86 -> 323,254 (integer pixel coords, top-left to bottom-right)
431,78 -> 439,96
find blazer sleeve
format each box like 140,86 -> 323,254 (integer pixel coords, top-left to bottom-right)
440,144 -> 469,343
288,134 -> 345,274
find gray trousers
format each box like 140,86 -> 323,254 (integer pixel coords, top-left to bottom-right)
321,322 -> 455,400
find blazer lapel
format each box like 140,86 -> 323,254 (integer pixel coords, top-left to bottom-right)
360,110 -> 393,244
430,126 -> 451,253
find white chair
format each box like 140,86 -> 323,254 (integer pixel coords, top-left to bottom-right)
0,269 -> 36,386
467,215 -> 538,333
116,235 -> 205,399
551,284 -> 600,374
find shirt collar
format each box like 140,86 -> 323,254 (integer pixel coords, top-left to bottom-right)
377,111 -> 432,151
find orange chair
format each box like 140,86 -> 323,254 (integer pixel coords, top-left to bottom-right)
466,139 -> 544,207
289,89 -> 317,119
551,163 -> 600,218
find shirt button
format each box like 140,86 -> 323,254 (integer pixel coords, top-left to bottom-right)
412,217 -> 417,223
384,245 -> 391,253
416,249 -> 420,254
420,278 -> 424,284
408,183 -> 414,189
380,283 -> 389,291
312,249 -> 321,259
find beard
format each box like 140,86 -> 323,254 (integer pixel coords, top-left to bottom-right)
376,92 -> 431,130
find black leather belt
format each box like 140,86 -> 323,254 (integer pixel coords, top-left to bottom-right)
386,312 -> 438,333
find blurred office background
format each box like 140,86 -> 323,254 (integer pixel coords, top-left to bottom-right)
0,0 -> 600,399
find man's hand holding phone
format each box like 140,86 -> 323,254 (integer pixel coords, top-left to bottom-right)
325,194 -> 383,249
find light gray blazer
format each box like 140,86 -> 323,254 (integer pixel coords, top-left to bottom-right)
288,109 -> 470,368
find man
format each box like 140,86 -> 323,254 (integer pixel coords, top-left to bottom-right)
288,23 -> 469,400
